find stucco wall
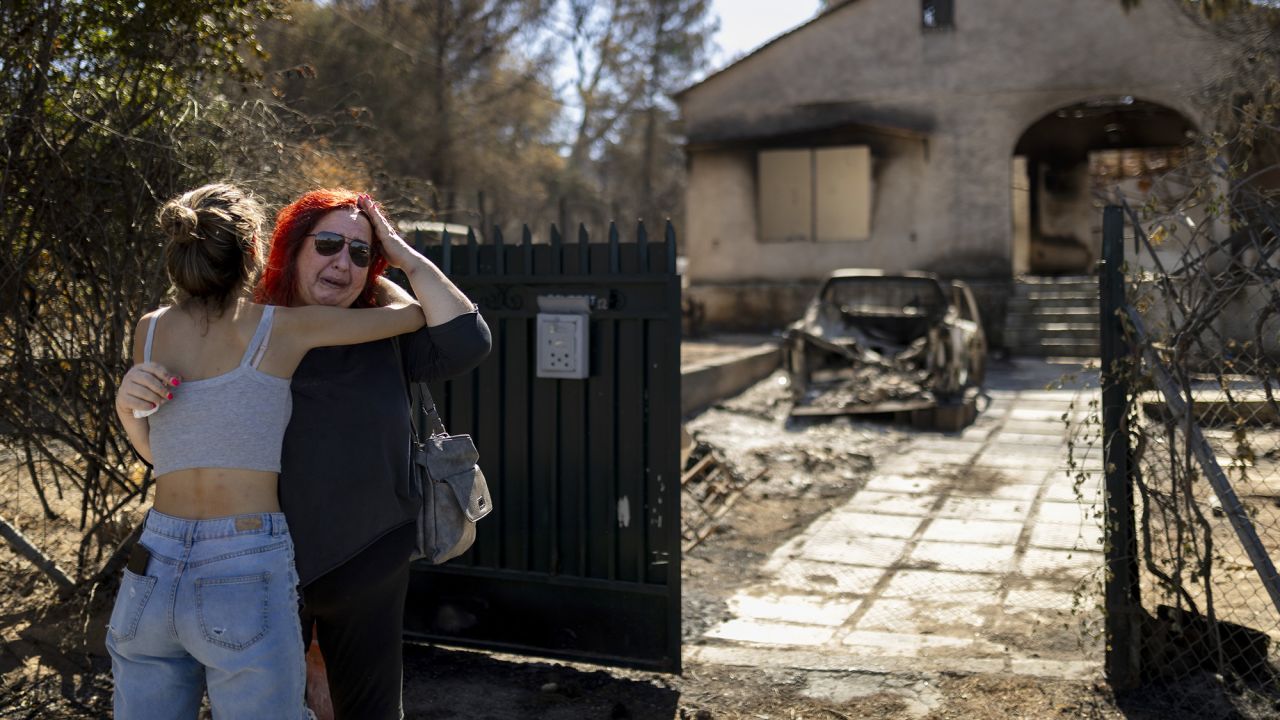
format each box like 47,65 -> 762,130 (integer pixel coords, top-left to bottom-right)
679,0 -> 1232,294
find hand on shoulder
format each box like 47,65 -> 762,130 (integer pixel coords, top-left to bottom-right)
117,362 -> 179,417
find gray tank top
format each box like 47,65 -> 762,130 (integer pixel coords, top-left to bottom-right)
144,305 -> 293,477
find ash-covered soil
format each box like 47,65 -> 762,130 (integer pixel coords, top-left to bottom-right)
0,369 -> 1244,719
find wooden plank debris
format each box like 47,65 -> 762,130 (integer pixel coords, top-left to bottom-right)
680,437 -> 764,552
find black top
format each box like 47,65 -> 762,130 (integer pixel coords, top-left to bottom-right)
278,311 -> 491,587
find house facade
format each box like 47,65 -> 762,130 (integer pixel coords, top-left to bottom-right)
677,0 -> 1236,334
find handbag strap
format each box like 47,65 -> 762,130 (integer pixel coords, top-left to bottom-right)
391,336 -> 448,439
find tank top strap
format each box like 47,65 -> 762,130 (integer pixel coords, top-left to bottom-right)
240,305 -> 277,369
142,307 -> 169,363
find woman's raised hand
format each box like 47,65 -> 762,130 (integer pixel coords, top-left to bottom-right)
358,192 -> 475,323
116,362 -> 180,419
357,194 -> 418,270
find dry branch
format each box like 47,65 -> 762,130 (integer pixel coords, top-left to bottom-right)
0,514 -> 73,591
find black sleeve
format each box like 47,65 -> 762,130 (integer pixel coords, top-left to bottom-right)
400,308 -> 492,383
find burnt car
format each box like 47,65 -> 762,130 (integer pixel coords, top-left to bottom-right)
783,269 -> 986,415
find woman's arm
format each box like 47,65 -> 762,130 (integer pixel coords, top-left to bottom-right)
275,302 -> 426,358
359,195 -> 474,325
114,315 -> 175,464
401,312 -> 493,382
373,275 -> 417,307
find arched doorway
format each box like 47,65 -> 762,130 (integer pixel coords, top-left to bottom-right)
1010,97 -> 1196,276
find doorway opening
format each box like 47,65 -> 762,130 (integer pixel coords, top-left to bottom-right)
1011,97 -> 1196,276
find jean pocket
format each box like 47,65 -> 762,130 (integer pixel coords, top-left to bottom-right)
196,572 -> 271,651
107,569 -> 157,643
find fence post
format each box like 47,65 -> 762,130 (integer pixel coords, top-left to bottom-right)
1100,204 -> 1141,689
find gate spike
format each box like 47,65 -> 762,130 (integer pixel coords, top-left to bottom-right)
493,225 -> 505,275
636,220 -> 649,272
466,226 -> 478,275
665,220 -> 677,273
522,224 -> 533,274
441,227 -> 452,275
608,222 -> 620,274
550,224 -> 562,274
578,223 -> 590,274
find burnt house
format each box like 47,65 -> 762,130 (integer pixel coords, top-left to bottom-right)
676,0 -> 1233,335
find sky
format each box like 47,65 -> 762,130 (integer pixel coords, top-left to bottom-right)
708,0 -> 824,72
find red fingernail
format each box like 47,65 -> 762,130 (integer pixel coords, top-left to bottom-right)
150,403 -> 157,409
171,377 -> 180,386
167,392 -> 173,400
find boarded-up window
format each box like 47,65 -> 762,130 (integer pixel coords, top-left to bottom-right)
758,146 -> 872,243
758,149 -> 811,243
815,146 -> 871,242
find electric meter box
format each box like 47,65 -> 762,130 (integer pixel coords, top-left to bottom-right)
536,312 -> 589,379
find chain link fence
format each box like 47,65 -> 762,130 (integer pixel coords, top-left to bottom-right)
1095,142 -> 1280,713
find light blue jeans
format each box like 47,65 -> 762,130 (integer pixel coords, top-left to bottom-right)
106,509 -> 309,719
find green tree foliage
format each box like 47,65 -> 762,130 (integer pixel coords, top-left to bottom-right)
630,0 -> 717,225
0,0 -> 296,577
558,0 -> 716,231
258,0 -> 565,228
259,0 -> 716,234
563,0 -> 649,179
0,0 -> 720,582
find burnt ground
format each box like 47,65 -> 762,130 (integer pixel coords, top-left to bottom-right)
390,366 -> 1129,719
2,364 -> 1275,718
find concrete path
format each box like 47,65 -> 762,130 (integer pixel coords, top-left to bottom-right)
688,359 -> 1107,679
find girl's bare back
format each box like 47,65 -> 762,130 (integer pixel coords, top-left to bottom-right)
147,299 -> 286,519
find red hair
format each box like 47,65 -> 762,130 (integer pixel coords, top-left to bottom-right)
254,188 -> 389,308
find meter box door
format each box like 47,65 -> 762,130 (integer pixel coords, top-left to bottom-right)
536,313 -> 589,379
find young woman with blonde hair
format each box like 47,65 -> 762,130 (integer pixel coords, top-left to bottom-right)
108,183 -> 426,719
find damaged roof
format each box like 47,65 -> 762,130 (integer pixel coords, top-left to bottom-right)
676,0 -> 865,101
677,1 -> 932,145
685,100 -> 932,147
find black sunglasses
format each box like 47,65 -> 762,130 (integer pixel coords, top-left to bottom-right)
307,231 -> 376,268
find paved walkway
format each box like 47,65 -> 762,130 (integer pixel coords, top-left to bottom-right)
688,359 -> 1106,679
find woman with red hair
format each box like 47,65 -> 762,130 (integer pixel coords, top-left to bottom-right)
109,184 -> 428,719
256,190 -> 490,719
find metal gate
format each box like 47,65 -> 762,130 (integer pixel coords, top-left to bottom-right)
401,222 -> 682,672
1099,202 -> 1280,703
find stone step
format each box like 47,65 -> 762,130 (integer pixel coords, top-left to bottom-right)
1015,275 -> 1096,285
1012,349 -> 1099,359
1010,304 -> 1099,314
1011,338 -> 1101,357
1012,289 -> 1099,301
1007,277 -> 1101,358
1007,308 -> 1100,324
1006,333 -> 1098,349
1005,322 -> 1098,339
1008,297 -> 1100,313
1012,280 -> 1098,290
1009,288 -> 1100,299
1004,317 -> 1099,328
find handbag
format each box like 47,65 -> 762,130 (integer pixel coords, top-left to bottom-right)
394,338 -> 493,564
